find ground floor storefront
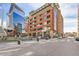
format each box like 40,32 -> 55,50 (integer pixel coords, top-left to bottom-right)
26,30 -> 63,38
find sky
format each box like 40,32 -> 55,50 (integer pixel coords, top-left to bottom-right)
0,3 -> 78,33
60,3 -> 78,33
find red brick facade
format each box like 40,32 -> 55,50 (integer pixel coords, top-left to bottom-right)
25,3 -> 63,37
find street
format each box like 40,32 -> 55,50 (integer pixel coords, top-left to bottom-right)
0,38 -> 79,56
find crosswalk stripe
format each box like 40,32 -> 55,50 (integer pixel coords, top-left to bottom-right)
23,51 -> 34,56
0,48 -> 20,53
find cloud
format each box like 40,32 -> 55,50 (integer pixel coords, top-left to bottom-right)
64,27 -> 77,33
60,3 -> 78,18
27,3 -> 45,10
64,18 -> 77,23
0,3 -> 78,33
60,3 -> 78,32
16,3 -> 45,16
64,18 -> 77,33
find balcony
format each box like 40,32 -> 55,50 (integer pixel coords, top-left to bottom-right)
47,20 -> 50,23
44,27 -> 50,31
37,23 -> 42,27
38,28 -> 42,31
30,28 -> 36,31
47,10 -> 50,13
44,16 -> 50,21
46,24 -> 50,27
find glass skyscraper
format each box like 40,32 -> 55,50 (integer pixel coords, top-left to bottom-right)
7,3 -> 25,33
13,11 -> 24,31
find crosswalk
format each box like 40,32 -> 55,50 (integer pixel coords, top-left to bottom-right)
22,51 -> 34,56
0,38 -> 79,56
23,39 -> 79,44
0,48 -> 20,53
50,39 -> 76,43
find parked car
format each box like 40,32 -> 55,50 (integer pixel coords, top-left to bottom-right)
75,37 -> 79,41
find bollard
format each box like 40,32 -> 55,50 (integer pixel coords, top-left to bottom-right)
17,40 -> 21,45
37,37 -> 39,42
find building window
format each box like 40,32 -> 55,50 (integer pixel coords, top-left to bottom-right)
38,18 -> 42,22
44,22 -> 47,25
30,23 -> 32,25
44,16 -> 47,20
33,29 -> 36,31
44,27 -> 47,31
34,25 -> 36,27
32,22 -> 36,24
44,27 -> 50,31
33,16 -> 36,20
40,23 -> 42,25
47,21 -> 50,24
47,10 -> 50,13
39,14 -> 42,17
32,22 -> 34,24
34,17 -> 36,19
44,12 -> 47,20
47,15 -> 50,19
33,25 -> 35,28
38,23 -> 42,26
30,19 -> 32,21
38,28 -> 42,30
40,18 -> 42,21
38,24 -> 41,26
33,18 -> 34,20
29,34 -> 31,36
30,26 -> 32,28
34,21 -> 36,23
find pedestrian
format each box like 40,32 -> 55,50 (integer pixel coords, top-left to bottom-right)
17,40 -> 21,45
37,36 -> 39,42
16,32 -> 21,45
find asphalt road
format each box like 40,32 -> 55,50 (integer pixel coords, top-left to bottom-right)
0,38 -> 79,56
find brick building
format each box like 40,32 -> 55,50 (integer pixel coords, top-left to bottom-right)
25,3 -> 63,38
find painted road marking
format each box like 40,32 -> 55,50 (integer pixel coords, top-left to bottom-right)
0,48 -> 20,53
23,51 -> 34,56
67,39 -> 70,42
73,41 -> 79,43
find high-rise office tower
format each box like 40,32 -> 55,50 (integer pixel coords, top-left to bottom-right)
7,3 -> 25,32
